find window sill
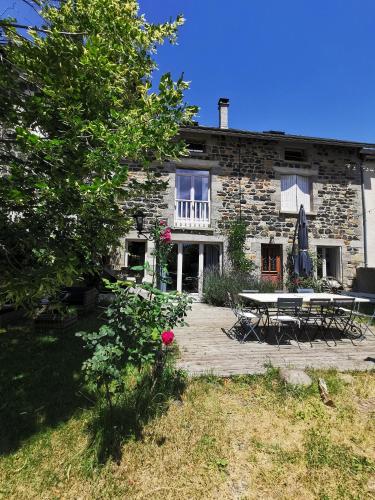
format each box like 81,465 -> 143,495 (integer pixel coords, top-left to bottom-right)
282,159 -> 311,166
172,225 -> 215,233
188,152 -> 208,158
279,210 -> 317,217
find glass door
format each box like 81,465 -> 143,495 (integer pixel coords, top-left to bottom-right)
181,244 -> 200,293
204,243 -> 221,270
166,243 -> 178,291
166,242 -> 222,294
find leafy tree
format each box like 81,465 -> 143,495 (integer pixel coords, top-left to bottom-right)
0,0 -> 196,308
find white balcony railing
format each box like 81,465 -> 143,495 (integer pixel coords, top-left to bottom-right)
175,199 -> 210,228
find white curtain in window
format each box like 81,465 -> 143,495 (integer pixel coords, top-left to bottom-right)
281,174 -> 297,211
176,170 -> 209,202
281,174 -> 311,212
296,175 -> 311,212
176,175 -> 192,200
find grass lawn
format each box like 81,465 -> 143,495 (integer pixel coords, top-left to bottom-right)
0,314 -> 374,499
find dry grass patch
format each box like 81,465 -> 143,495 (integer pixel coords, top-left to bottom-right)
0,368 -> 374,499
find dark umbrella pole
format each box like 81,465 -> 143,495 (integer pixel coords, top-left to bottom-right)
292,205 -> 313,280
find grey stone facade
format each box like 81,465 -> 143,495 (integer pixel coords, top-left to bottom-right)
121,126 -> 374,289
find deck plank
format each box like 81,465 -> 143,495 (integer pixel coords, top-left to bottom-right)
175,303 -> 375,376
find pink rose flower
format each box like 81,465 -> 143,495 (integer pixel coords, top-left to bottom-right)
161,330 -> 174,345
160,227 -> 172,243
159,220 -> 167,226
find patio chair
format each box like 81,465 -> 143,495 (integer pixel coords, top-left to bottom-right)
227,292 -> 262,343
326,298 -> 364,344
362,309 -> 375,337
343,301 -> 375,338
354,312 -> 375,338
300,298 -> 333,346
269,297 -> 303,349
267,290 -> 287,318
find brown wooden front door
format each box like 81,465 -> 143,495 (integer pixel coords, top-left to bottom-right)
261,244 -> 282,283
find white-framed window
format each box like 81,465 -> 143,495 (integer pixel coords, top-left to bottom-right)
280,174 -> 311,212
175,169 -> 210,227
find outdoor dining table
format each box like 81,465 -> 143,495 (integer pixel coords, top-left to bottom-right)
238,292 -> 370,332
238,292 -> 370,305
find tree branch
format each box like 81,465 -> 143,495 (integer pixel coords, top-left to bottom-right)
0,21 -> 87,36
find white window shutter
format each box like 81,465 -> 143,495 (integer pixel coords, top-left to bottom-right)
296,175 -> 311,212
281,175 -> 297,211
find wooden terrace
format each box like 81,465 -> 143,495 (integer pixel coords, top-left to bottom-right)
175,303 -> 375,376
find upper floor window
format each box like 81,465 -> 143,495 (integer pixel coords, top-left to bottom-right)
284,148 -> 306,162
281,174 -> 311,212
187,142 -> 206,154
175,169 -> 210,227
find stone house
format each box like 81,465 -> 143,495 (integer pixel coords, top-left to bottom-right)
119,98 -> 375,296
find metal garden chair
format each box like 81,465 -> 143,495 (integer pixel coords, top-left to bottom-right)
300,298 -> 333,346
269,297 -> 303,349
326,298 -> 364,344
227,292 -> 262,343
346,304 -> 375,339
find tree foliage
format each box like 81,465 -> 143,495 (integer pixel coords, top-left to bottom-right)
0,0 -> 196,308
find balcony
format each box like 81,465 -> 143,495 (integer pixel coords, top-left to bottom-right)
174,199 -> 210,228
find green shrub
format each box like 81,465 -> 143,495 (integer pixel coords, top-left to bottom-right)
285,247 -> 323,292
202,267 -> 281,307
77,280 -> 192,407
286,274 -> 323,293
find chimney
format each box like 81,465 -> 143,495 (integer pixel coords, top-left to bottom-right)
218,97 -> 229,129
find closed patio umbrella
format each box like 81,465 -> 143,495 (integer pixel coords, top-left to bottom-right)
292,205 -> 313,277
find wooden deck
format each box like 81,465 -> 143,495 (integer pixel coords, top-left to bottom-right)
175,303 -> 375,376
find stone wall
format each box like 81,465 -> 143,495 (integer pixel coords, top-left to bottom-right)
123,132 -> 365,288
205,134 -> 364,286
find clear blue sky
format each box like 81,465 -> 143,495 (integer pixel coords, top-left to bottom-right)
2,0 -> 375,142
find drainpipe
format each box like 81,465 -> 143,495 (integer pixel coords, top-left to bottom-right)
360,163 -> 368,268
238,139 -> 242,220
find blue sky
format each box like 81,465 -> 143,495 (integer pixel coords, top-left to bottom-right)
2,0 -> 375,142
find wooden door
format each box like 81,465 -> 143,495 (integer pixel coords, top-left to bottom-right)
261,244 -> 282,283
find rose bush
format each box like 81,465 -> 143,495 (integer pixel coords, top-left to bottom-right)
77,281 -> 191,399
149,219 -> 173,289
160,228 -> 172,243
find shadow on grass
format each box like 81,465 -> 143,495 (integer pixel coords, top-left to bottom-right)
86,361 -> 187,466
0,312 -> 103,456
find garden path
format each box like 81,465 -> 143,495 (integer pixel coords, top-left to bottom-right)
175,303 -> 375,376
